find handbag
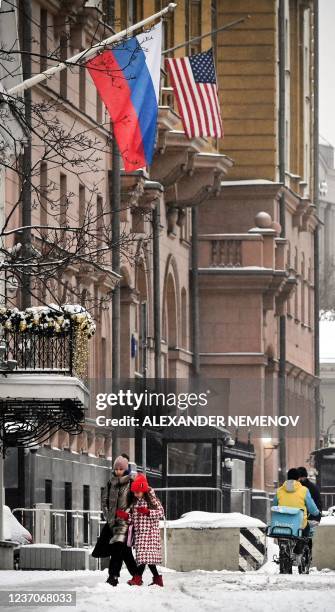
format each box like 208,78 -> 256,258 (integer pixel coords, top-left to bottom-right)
92,481 -> 112,558
91,522 -> 112,558
126,524 -> 134,548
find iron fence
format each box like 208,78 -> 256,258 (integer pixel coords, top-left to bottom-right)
321,492 -> 335,511
155,487 -> 223,520
4,326 -> 82,376
4,328 -> 74,375
12,507 -> 103,548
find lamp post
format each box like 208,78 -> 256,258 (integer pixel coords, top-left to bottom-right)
262,437 -> 279,491
0,316 -> 17,544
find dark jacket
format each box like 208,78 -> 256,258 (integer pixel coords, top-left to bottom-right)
102,473 -> 134,544
301,478 -> 322,516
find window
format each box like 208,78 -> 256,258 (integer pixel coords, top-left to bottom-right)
211,0 -> 217,54
79,62 -> 86,112
40,162 -> 48,231
167,442 -> 212,475
122,1 -> 143,27
83,485 -> 90,544
139,301 -> 148,377
129,0 -> 143,24
96,90 -> 103,123
156,1 -> 174,56
302,7 -> 311,189
45,479 -> 52,504
181,288 -> 187,348
308,261 -> 312,327
294,248 -> 299,320
301,255 -> 305,324
60,33 -> 67,98
59,173 -> 67,244
101,337 -> 106,380
96,195 -> 103,255
64,482 -> 72,546
185,0 -> 202,55
40,10 -> 48,72
102,0 -> 115,25
79,184 -> 85,226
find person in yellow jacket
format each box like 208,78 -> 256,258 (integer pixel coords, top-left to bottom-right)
273,468 -> 320,533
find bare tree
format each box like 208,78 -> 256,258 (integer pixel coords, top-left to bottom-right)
0,8 -> 155,313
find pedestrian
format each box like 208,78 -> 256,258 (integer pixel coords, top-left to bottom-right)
97,455 -> 137,586
127,473 -> 165,587
296,466 -> 322,518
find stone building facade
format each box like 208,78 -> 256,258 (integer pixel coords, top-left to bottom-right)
2,0 -> 319,525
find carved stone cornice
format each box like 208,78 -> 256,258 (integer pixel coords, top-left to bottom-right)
138,180 -> 164,211
151,129 -> 202,187
165,151 -> 233,208
120,170 -> 147,207
220,181 -> 283,202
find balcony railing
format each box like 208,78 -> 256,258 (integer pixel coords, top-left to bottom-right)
199,234 -> 265,269
211,238 -> 242,267
3,326 -> 85,378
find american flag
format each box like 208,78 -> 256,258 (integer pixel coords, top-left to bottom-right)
165,48 -> 223,139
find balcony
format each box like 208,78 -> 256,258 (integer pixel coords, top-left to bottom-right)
0,306 -> 93,428
199,233 -> 264,269
198,230 -> 295,314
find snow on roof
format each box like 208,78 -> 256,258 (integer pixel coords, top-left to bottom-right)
221,179 -> 279,186
320,316 -> 335,363
162,511 -> 266,529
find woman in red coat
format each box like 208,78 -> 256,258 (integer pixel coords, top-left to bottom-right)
127,473 -> 165,587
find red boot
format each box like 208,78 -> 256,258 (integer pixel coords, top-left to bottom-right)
149,575 -> 164,587
127,575 -> 143,586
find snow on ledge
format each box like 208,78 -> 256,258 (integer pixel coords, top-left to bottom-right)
320,515 -> 335,526
161,511 -> 266,529
21,544 -> 61,549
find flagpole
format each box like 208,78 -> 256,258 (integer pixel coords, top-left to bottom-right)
6,3 -> 177,97
161,15 -> 250,55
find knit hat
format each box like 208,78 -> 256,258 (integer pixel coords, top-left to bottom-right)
131,473 -> 149,494
113,455 -> 129,471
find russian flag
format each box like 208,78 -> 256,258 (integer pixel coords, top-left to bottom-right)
86,23 -> 162,172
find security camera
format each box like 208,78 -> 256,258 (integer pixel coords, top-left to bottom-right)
226,437 -> 235,447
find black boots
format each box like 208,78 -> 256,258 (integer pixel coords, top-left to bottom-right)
106,575 -> 119,587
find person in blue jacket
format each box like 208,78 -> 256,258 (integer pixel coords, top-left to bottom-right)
272,468 -> 321,536
272,468 -> 321,557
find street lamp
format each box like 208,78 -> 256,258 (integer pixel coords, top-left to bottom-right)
262,437 -> 279,450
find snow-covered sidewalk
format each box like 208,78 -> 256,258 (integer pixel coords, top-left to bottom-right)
0,541 -> 334,612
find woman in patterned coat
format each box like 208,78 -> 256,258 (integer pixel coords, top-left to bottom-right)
127,473 -> 165,587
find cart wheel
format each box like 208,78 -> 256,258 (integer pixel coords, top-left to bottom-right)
298,545 -> 310,574
279,542 -> 293,574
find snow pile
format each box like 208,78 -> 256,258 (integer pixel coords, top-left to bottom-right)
2,505 -> 32,544
0,304 -> 96,337
1,564 -> 335,612
162,511 -> 266,529
22,544 -> 61,549
320,514 -> 335,526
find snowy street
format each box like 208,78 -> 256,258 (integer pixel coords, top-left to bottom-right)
0,541 -> 335,612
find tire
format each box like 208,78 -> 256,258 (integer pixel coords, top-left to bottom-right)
298,545 -> 311,574
279,542 -> 293,574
